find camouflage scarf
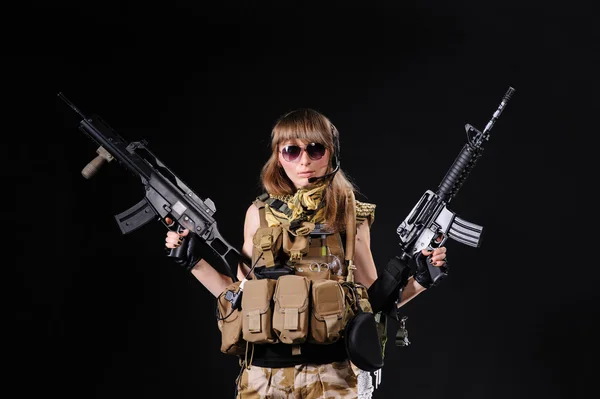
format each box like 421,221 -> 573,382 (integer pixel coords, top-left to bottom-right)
265,183 -> 328,229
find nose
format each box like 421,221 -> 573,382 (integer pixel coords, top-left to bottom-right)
299,148 -> 312,165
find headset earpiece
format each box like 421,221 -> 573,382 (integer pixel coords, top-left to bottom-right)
331,123 -> 341,169
308,120 -> 341,183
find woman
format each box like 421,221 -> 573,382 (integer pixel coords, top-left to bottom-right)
165,108 -> 448,398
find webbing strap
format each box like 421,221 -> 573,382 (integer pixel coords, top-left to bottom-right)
324,314 -> 338,338
284,308 -> 299,330
255,193 -> 295,227
267,198 -> 293,218
248,309 -> 261,332
344,190 -> 356,262
253,195 -> 268,228
344,190 -> 357,281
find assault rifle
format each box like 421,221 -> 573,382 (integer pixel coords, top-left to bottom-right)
58,93 -> 247,281
396,87 -> 516,283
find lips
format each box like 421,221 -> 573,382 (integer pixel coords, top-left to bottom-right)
297,171 -> 314,177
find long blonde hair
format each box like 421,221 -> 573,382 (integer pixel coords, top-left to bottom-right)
260,108 -> 357,231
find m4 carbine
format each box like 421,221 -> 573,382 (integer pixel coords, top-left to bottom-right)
367,87 -> 516,317
396,86 -> 516,283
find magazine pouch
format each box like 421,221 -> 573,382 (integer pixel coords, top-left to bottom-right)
309,279 -> 346,344
241,278 -> 278,344
272,275 -> 311,344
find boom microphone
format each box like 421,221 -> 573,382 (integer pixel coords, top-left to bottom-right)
308,163 -> 340,183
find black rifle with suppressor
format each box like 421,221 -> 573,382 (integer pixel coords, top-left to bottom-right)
57,92 -> 247,283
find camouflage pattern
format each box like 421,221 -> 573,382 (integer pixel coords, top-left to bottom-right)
236,360 -> 360,398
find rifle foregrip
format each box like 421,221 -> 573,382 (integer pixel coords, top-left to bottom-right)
437,143 -> 478,202
81,155 -> 107,179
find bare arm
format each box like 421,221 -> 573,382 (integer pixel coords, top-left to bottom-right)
189,259 -> 234,298
165,206 -> 259,298
397,244 -> 447,308
353,218 -> 445,308
236,204 -> 260,281
163,221 -> 233,297
190,204 -> 260,295
396,277 -> 426,307
353,220 -> 379,288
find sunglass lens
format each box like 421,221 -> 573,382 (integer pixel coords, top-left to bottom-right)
307,143 -> 326,160
282,145 -> 301,162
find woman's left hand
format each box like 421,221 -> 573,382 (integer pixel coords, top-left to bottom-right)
421,246 -> 447,267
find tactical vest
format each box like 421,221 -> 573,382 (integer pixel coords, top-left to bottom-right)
216,191 -> 377,362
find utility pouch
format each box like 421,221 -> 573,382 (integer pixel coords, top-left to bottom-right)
241,279 -> 278,344
342,283 -> 372,325
216,281 -> 246,356
272,275 -> 311,344
252,226 -> 283,268
282,223 -> 313,261
309,279 -> 346,344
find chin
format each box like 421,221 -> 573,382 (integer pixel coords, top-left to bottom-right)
294,178 -> 311,189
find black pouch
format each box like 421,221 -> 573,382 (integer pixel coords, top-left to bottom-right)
253,264 -> 295,280
344,309 -> 384,372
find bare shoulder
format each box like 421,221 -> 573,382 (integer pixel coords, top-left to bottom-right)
356,216 -> 372,244
244,203 -> 260,238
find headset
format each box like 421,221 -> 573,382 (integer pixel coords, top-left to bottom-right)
308,123 -> 340,183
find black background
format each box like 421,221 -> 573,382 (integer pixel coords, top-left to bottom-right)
7,1 -> 598,398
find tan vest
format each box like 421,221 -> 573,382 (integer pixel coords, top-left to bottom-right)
215,192 -> 376,358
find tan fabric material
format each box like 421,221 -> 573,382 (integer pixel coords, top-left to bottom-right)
273,275 -> 311,344
309,279 -> 345,344
236,360 -> 360,398
217,281 -> 246,356
242,279 -> 278,344
252,226 -> 283,268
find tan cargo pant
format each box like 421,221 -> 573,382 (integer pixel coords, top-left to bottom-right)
236,360 -> 360,399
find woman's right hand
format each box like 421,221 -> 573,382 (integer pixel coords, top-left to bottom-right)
164,216 -> 188,249
163,217 -> 203,271
164,228 -> 189,249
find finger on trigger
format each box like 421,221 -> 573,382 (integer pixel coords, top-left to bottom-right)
165,217 -> 176,227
